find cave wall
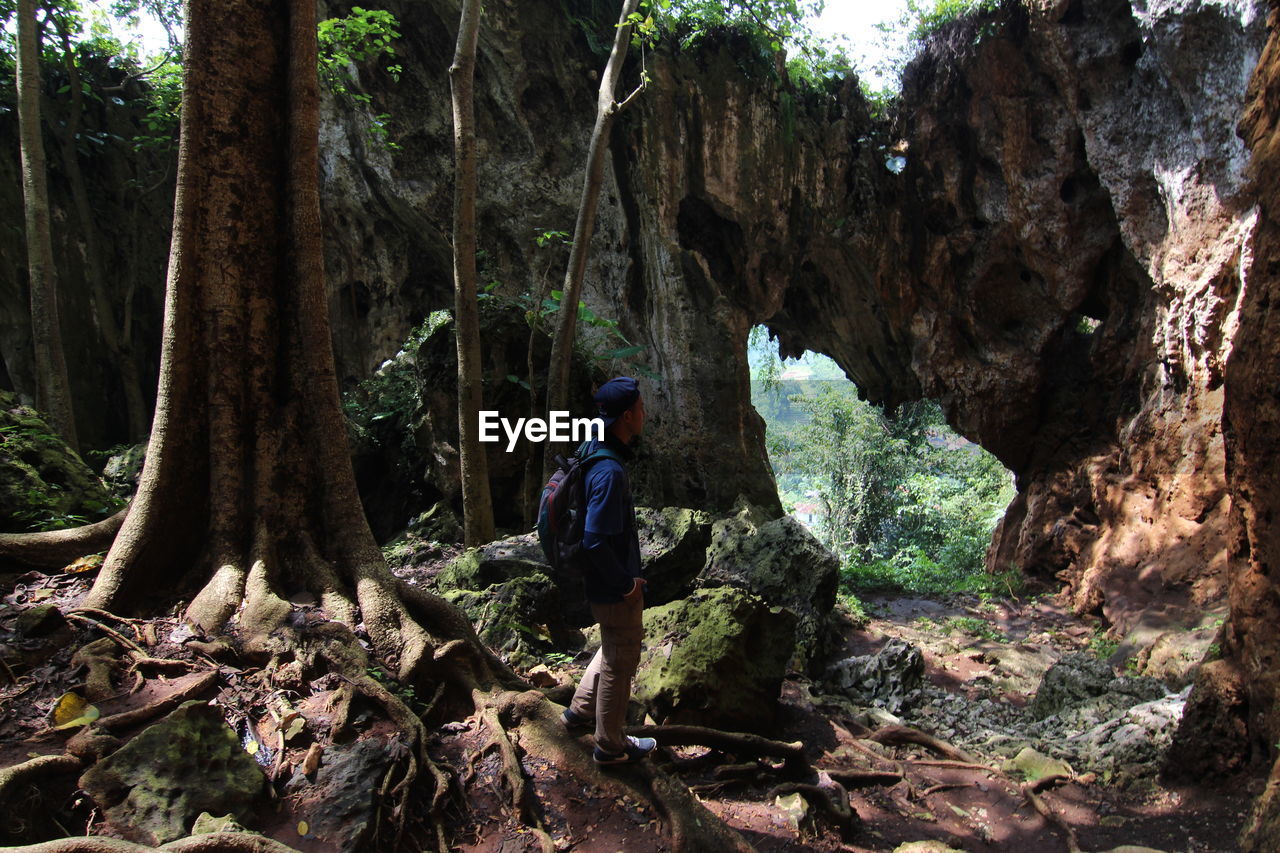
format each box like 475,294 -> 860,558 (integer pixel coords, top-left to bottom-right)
887,0 -> 1264,650
1173,2 -> 1280,830
316,0 -> 1268,642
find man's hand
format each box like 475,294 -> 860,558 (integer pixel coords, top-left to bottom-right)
623,577 -> 646,603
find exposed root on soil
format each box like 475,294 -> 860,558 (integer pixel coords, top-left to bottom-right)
1021,781 -> 1083,853
477,689 -> 757,852
95,670 -> 219,732
823,768 -> 904,788
767,778 -> 861,838
64,613 -> 148,657
5,832 -> 303,853
868,724 -> 980,763
633,723 -> 809,774
0,754 -> 84,805
0,511 -> 124,569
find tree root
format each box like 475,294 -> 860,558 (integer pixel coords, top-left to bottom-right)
767,778 -> 860,838
65,612 -> 148,657
4,832 -> 303,852
0,511 -> 125,570
823,769 -> 904,788
0,753 -> 83,805
908,758 -> 999,773
631,723 -> 809,775
96,669 -> 219,731
484,689 -> 756,853
1021,781 -> 1083,853
868,725 -> 980,764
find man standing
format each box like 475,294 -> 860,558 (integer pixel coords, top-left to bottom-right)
561,377 -> 657,764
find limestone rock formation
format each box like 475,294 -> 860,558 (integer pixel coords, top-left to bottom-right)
698,501 -> 839,668
0,390 -> 119,533
633,586 -> 797,731
824,637 -> 926,714
78,701 -> 266,844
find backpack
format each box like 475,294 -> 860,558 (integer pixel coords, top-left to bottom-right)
537,445 -> 622,577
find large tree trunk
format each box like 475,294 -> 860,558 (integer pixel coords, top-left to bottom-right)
16,0 -> 78,450
544,0 -> 641,454
449,0 -> 495,546
79,0 -> 491,690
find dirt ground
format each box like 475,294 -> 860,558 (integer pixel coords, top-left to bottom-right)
0,569 -> 1259,852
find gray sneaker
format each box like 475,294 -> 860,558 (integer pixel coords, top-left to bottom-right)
593,735 -> 657,765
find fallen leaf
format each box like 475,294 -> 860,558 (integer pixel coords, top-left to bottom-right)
283,713 -> 306,742
31,589 -> 56,601
297,820 -> 309,836
246,740 -> 260,756
301,743 -> 322,776
63,554 -> 104,574
50,692 -> 100,730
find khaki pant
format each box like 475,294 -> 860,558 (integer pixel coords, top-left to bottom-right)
569,591 -> 644,753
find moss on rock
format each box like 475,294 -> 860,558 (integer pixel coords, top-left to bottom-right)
637,506 -> 713,605
78,701 -> 266,844
0,391 -> 120,533
633,586 -> 796,731
698,501 -> 838,670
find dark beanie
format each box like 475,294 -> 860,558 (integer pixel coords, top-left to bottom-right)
594,377 -> 640,427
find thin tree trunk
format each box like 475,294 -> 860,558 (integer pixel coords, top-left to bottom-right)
544,0 -> 641,465
16,0 -> 77,450
53,22 -> 150,440
449,0 -> 495,546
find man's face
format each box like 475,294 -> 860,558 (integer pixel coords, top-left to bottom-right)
622,394 -> 645,437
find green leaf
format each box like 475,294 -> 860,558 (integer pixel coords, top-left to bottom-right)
597,345 -> 645,360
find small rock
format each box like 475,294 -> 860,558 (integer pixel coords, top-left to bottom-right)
190,813 -> 251,835
1003,747 -> 1073,782
893,841 -> 966,853
16,603 -> 65,637
285,736 -> 397,852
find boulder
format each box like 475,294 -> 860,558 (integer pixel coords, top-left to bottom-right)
78,701 -> 265,844
824,638 -> 925,715
0,391 -> 120,533
633,586 -> 796,731
1135,626 -> 1218,688
636,506 -> 713,605
1029,653 -> 1165,722
698,502 -> 838,670
445,573 -> 583,669
285,736 -> 399,852
435,533 -> 547,592
1061,690 -> 1188,784
406,500 -> 463,545
436,534 -> 584,662
100,442 -> 147,500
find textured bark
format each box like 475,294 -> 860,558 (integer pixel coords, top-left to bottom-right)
16,0 -> 77,449
450,0 -> 495,546
77,0 -> 451,689
544,0 -> 641,443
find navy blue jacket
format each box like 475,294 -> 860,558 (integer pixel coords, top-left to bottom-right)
579,435 -> 642,604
